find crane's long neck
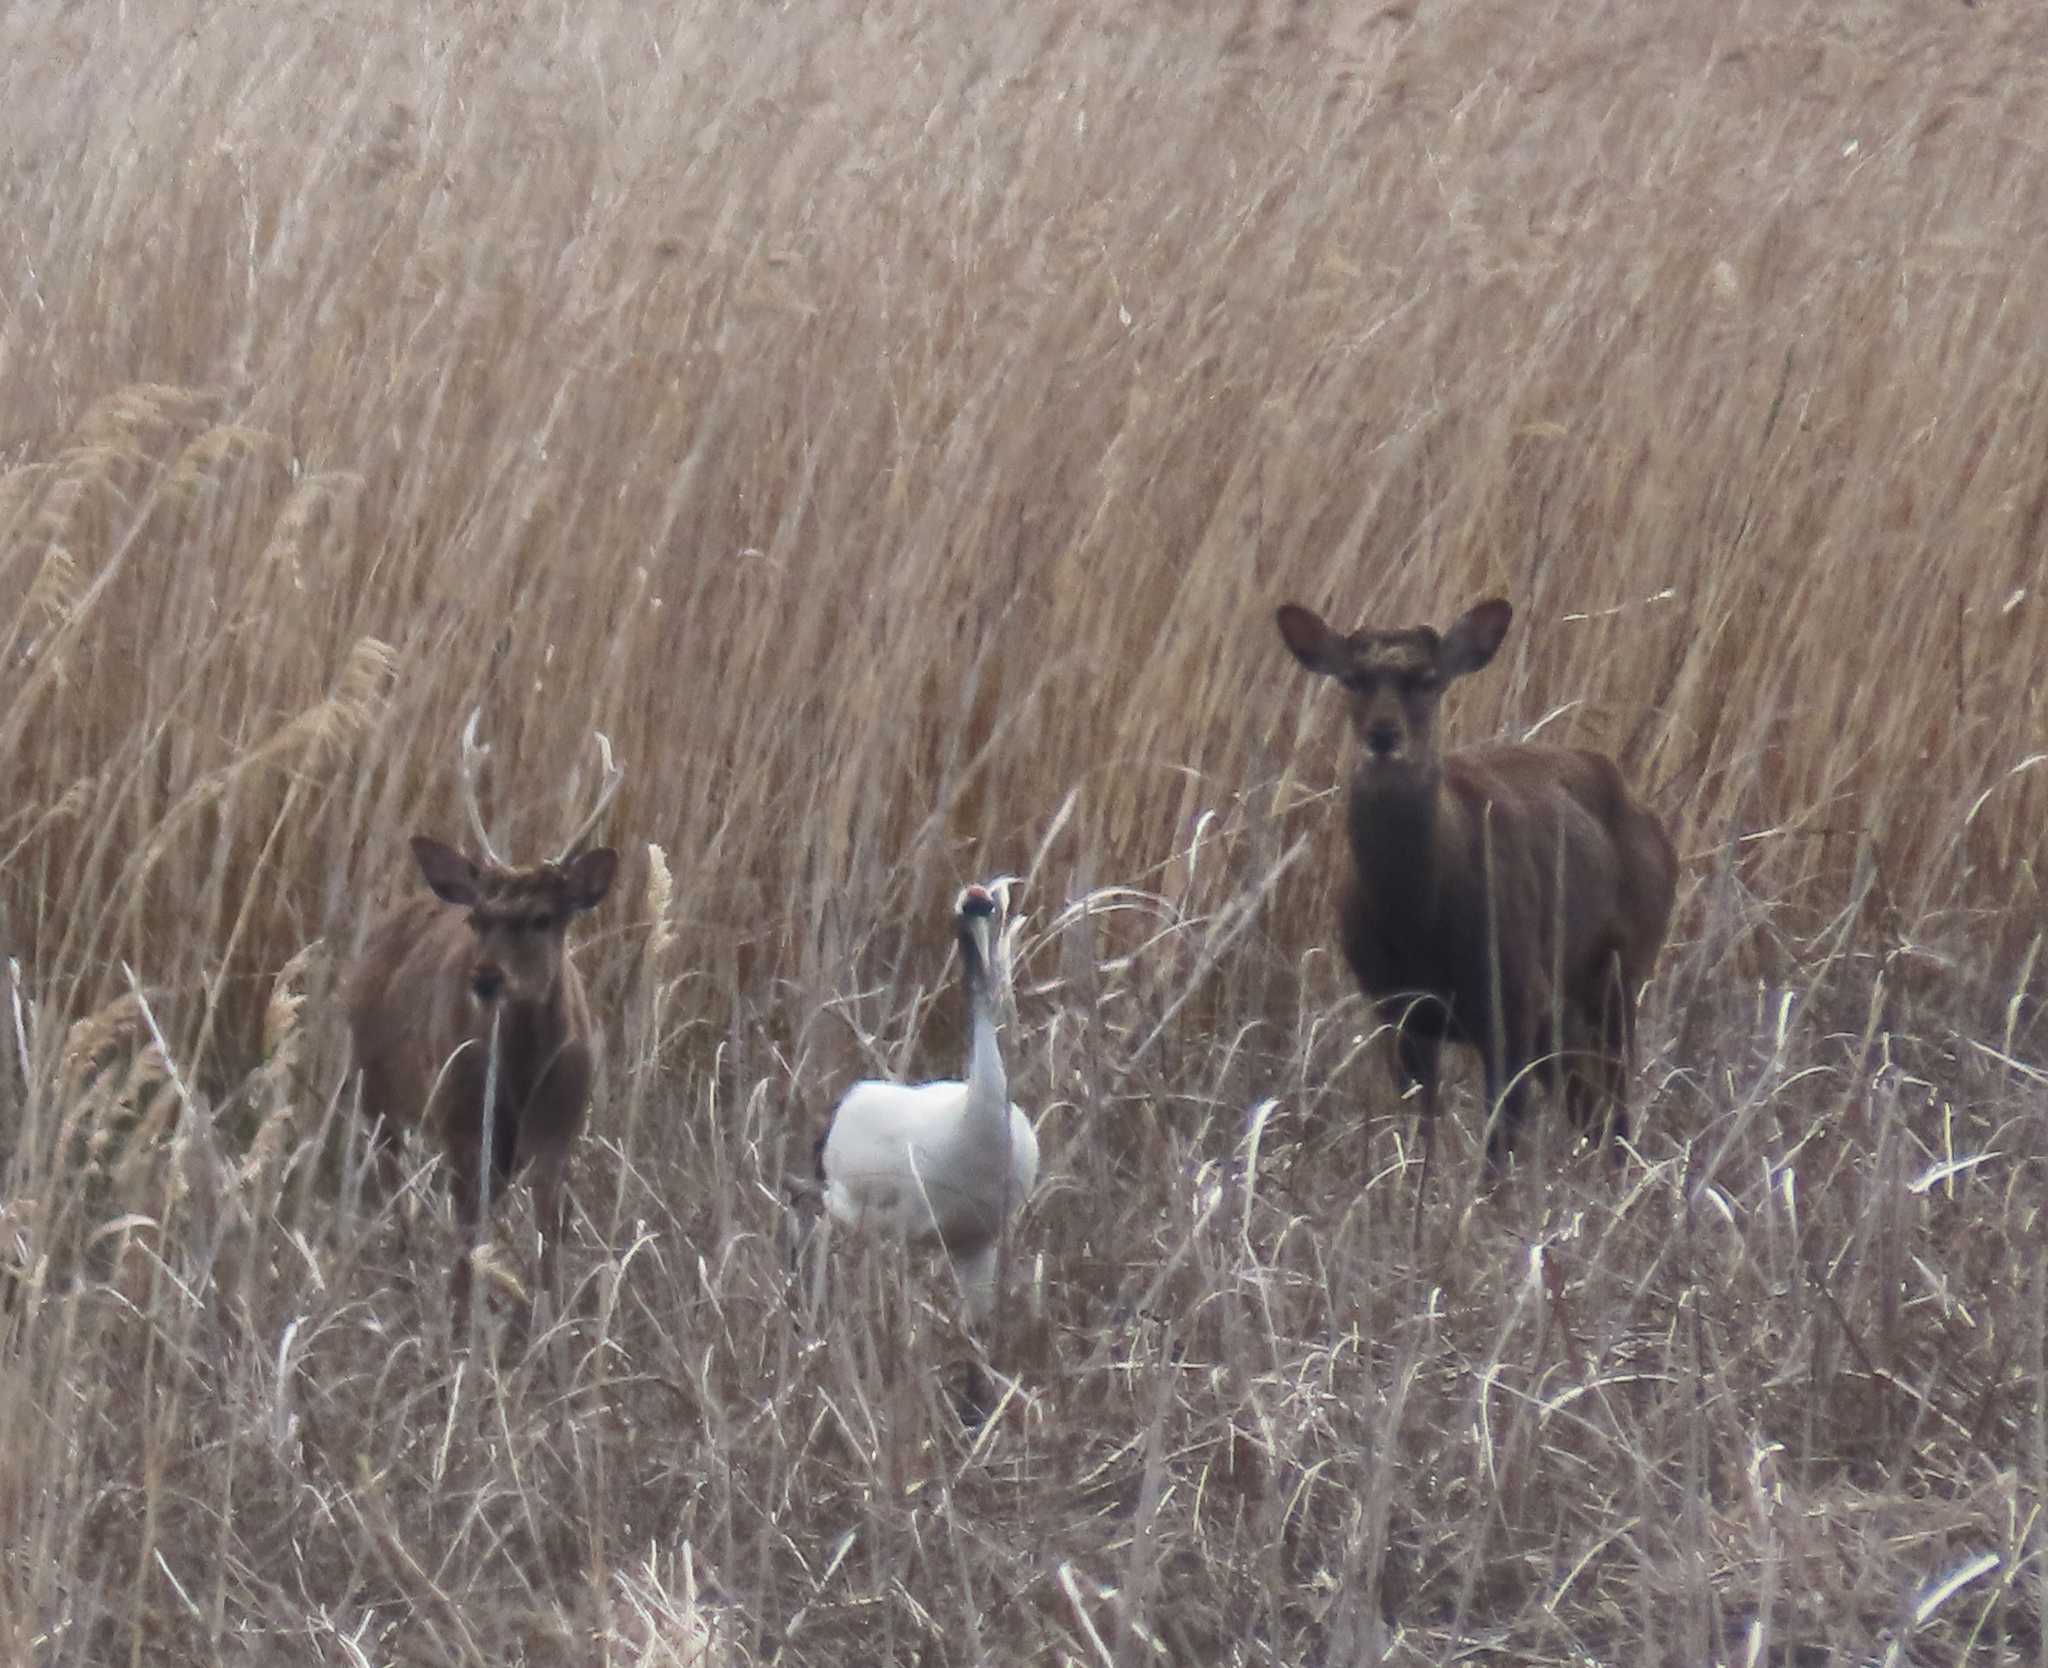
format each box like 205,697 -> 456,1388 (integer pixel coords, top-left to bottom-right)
958,920 -> 1009,1132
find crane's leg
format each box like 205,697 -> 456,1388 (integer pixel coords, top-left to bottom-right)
949,1242 -> 1004,1428
804,1212 -> 834,1324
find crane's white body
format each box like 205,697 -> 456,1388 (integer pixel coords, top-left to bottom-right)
815,883 -> 1038,1323
821,1080 -> 1039,1318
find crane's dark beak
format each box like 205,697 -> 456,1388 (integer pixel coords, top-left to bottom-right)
964,913 -> 993,973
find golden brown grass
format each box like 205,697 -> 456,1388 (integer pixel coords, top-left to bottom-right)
3,0 -> 2045,1661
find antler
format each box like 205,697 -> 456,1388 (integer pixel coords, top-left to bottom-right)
553,730 -> 625,862
458,708 -> 507,867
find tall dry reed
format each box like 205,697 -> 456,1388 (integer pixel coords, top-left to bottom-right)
1,0 -> 2044,1661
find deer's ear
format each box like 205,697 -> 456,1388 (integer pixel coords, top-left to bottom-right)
562,847 -> 617,913
1275,604 -> 1347,676
1439,598 -> 1513,679
412,837 -> 482,907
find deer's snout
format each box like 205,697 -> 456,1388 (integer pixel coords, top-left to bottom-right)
471,964 -> 505,1003
1365,721 -> 1404,758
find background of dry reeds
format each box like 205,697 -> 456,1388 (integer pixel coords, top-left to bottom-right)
3,0 -> 2046,1661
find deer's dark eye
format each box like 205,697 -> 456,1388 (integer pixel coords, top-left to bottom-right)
525,912 -> 556,933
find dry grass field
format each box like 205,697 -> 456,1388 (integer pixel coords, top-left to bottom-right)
3,0 -> 2046,1660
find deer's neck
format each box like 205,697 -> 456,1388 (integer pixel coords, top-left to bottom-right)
479,990 -> 571,1085
1347,767 -> 1450,929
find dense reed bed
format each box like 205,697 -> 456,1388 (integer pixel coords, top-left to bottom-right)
2,0 -> 2044,1660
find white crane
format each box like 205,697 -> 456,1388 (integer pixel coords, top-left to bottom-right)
816,881 -> 1040,1325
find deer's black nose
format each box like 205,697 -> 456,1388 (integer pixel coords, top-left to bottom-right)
471,966 -> 505,1003
1366,723 -> 1402,757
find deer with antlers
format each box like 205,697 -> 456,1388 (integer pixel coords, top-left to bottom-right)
346,712 -> 623,1334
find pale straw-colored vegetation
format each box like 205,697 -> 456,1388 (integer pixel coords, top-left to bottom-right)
2,0 -> 2044,1661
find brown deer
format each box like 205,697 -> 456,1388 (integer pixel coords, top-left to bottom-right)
346,712 -> 622,1332
1276,597 -> 1676,1169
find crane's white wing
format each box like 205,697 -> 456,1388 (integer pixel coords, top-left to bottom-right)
820,1078 -> 1038,1243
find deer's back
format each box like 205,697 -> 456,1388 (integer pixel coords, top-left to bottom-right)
345,897 -> 472,1136
1446,743 -> 1674,981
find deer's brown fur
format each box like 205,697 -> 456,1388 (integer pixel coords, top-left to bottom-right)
1277,596 -> 1677,1166
348,829 -> 616,1330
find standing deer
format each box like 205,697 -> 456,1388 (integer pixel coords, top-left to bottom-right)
346,712 -> 622,1332
1276,597 -> 1677,1168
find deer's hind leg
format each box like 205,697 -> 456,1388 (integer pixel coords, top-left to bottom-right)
1564,946 -> 1634,1159
363,1113 -> 423,1277
1468,981 -> 1534,1173
349,1057 -> 410,1201
348,1063 -> 422,1273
